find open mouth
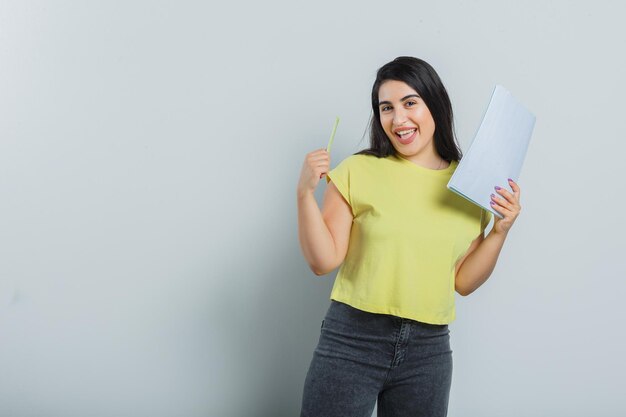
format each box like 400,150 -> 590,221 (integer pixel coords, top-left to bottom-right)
395,128 -> 417,144
395,128 -> 417,139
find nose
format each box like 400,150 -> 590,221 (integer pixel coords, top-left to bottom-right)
393,107 -> 408,126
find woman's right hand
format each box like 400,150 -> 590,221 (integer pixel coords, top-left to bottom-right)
297,149 -> 330,196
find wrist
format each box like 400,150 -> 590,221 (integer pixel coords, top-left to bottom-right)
489,228 -> 508,240
297,188 -> 315,200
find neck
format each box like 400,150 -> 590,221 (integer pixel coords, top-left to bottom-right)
400,154 -> 447,170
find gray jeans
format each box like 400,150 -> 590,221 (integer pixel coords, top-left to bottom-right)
300,300 -> 452,417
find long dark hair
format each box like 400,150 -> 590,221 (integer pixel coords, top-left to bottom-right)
356,56 -> 463,162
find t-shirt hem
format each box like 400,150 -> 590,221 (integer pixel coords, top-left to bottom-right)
329,295 -> 455,325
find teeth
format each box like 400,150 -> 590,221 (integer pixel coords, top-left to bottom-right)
396,129 -> 416,137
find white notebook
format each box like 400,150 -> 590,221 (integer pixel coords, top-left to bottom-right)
447,85 -> 536,219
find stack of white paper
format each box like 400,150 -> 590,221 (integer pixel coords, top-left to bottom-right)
447,85 -> 536,219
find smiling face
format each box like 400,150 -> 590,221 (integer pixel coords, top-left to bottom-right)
378,79 -> 439,167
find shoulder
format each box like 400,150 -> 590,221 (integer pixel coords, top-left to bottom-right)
331,153 -> 372,171
345,152 -> 377,162
340,153 -> 387,167
446,159 -> 460,170
327,153 -> 383,185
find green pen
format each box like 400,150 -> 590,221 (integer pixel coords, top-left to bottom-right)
326,116 -> 340,153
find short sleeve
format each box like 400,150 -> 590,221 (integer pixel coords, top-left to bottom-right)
325,156 -> 353,212
480,208 -> 493,233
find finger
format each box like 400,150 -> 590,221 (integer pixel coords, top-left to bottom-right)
308,149 -> 329,158
315,160 -> 330,168
495,186 -> 517,204
508,178 -> 521,198
490,199 -> 513,216
310,159 -> 330,167
491,193 -> 513,210
493,194 -> 521,215
310,149 -> 329,157
309,153 -> 330,163
489,200 -> 503,216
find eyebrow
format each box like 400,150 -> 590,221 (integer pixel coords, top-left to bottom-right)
378,94 -> 421,107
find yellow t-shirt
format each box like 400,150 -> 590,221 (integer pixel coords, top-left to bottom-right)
326,153 -> 492,324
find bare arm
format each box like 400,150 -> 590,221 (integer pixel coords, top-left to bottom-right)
297,149 -> 353,276
455,178 -> 522,295
454,230 -> 507,296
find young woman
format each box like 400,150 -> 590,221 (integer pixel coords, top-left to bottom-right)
297,56 -> 521,417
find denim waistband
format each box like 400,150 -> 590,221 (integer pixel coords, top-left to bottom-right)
325,300 -> 448,334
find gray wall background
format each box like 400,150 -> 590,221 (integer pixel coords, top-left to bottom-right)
1,1 -> 624,416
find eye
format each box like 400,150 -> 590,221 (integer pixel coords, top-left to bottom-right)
406,100 -> 417,107
381,105 -> 391,112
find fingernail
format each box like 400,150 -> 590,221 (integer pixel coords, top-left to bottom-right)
491,193 -> 496,199
494,186 -> 501,190
508,178 -> 513,182
490,201 -> 495,205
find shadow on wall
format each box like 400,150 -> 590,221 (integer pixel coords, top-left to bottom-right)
203,214 -> 334,416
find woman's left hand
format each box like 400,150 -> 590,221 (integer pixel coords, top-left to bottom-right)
490,179 -> 522,235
